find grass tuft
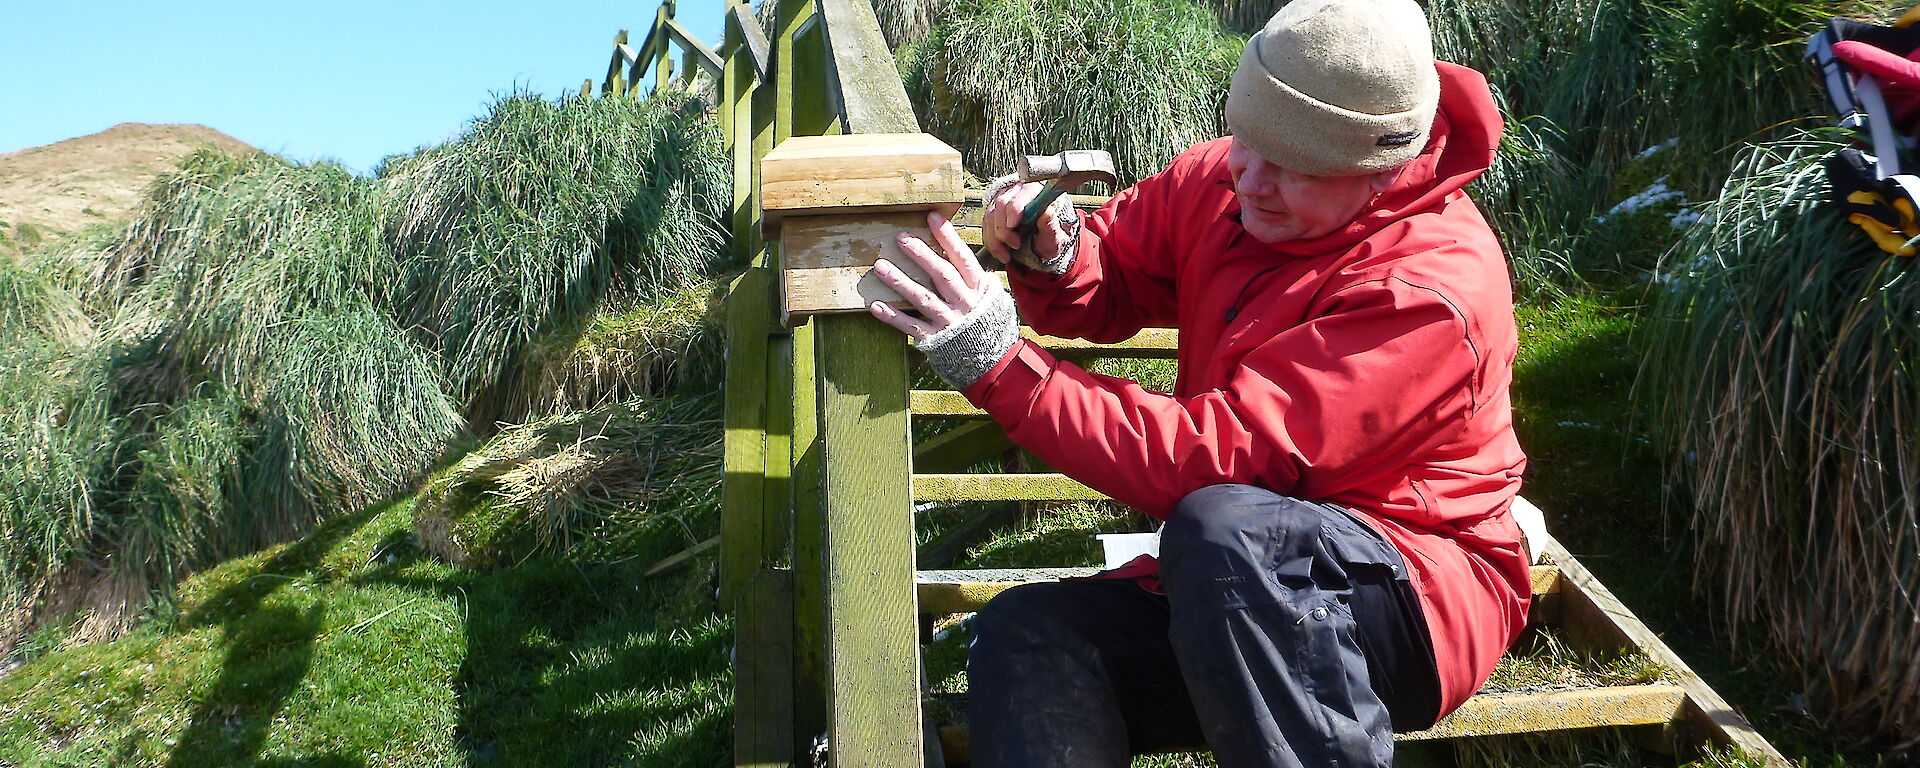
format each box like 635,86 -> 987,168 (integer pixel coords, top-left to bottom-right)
414,394 -> 722,568
381,90 -> 732,425
1644,131 -> 1920,748
901,0 -> 1243,187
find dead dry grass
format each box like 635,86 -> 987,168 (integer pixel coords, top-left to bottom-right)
0,123 -> 255,256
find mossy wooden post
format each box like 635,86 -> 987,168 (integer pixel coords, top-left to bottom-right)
718,0 -> 769,608
603,29 -> 630,97
771,0 -> 837,754
721,3 -> 799,763
768,0 -> 947,758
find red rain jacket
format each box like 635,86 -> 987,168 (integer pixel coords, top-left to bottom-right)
961,62 -> 1530,718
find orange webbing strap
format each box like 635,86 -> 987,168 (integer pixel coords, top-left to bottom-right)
1896,3 -> 1920,28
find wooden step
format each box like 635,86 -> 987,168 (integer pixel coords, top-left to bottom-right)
1023,328 -> 1178,359
916,567 -> 1102,616
912,473 -> 1105,502
917,565 -> 1563,619
909,391 -> 983,418
931,682 -> 1690,762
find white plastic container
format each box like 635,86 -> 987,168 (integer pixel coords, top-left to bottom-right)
1096,532 -> 1161,569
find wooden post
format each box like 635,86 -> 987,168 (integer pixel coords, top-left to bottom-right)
762,131 -> 956,767
603,29 -> 630,96
812,315 -> 921,767
721,266 -> 772,605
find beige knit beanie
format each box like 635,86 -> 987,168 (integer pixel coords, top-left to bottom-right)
1224,0 -> 1440,176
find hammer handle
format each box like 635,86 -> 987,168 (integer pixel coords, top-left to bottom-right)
1016,182 -> 1070,238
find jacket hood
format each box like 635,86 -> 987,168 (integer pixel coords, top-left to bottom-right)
1229,61 -> 1504,256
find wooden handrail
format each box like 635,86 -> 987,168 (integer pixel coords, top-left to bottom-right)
602,0 -> 729,97
816,0 -> 919,134
726,4 -> 770,81
664,18 -> 723,78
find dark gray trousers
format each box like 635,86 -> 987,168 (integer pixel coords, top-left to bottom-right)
965,484 -> 1440,768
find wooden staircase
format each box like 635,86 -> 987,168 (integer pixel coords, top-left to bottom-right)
603,0 -> 1803,764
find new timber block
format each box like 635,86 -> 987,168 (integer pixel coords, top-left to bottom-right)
760,133 -> 965,229
763,133 -> 969,323
778,210 -> 947,323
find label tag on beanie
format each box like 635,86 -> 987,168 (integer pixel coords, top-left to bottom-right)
1377,131 -> 1418,147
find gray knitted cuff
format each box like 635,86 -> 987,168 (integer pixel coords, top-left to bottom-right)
914,287 -> 1020,389
983,174 -> 1080,275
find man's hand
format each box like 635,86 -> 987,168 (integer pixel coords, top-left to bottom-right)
867,210 -> 1022,390
868,210 -> 997,341
982,181 -> 1071,267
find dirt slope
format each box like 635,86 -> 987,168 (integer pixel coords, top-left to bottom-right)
0,123 -> 256,254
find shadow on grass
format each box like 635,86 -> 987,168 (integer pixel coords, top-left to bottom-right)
164,506 -> 381,768
459,561 -> 729,767
350,516 -> 731,768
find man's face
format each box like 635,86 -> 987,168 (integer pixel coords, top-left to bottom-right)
1226,137 -> 1392,243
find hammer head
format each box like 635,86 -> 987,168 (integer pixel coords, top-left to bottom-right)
1017,149 -> 1118,191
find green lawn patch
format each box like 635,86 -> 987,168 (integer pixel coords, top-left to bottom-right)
0,492 -> 730,768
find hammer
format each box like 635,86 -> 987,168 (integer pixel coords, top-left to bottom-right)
1011,149 -> 1117,264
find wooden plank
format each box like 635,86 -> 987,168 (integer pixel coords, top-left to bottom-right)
787,321 -> 827,760
814,314 -> 924,767
914,565 -> 1564,617
722,23 -> 759,261
735,568 -> 796,767
760,134 -> 965,225
728,3 -> 770,81
1401,684 -> 1688,740
655,54 -> 675,94
779,211 -> 942,318
630,7 -> 666,91
1547,537 -> 1791,766
770,0 -> 824,757
664,17 -> 724,77
772,0 -> 814,142
720,268 -> 774,607
815,0 -> 921,135
603,29 -> 631,95
914,473 -> 1106,503
909,390 -> 981,418
935,684 -> 1688,763
912,420 -> 1015,473
1027,328 -> 1179,358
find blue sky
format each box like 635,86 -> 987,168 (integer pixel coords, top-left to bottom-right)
0,0 -> 728,174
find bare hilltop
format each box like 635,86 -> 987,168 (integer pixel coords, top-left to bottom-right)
0,122 -> 255,255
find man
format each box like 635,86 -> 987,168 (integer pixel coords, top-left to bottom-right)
864,0 -> 1530,765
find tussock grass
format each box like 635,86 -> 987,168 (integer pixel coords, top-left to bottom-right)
82,155 -> 462,573
1469,105 -> 1591,297
1430,0 -> 1865,294
1645,133 -> 1920,748
0,343 -> 117,642
0,254 -> 92,347
382,91 -> 731,424
901,0 -> 1242,187
414,394 -> 722,568
531,273 -> 729,416
1650,0 -> 1843,190
0,88 -> 733,650
0,254 -> 113,644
